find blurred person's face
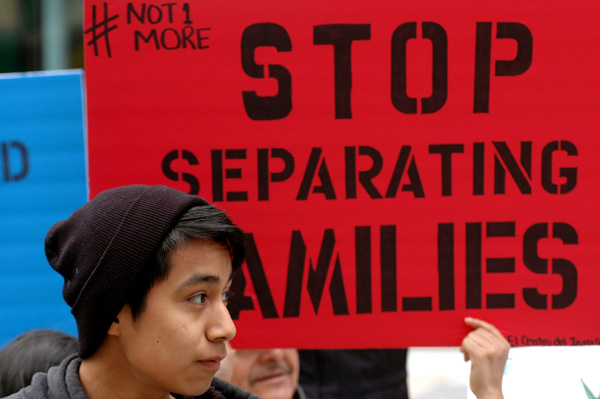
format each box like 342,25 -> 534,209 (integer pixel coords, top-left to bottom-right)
229,349 -> 299,399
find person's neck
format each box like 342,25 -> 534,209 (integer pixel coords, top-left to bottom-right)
79,343 -> 174,399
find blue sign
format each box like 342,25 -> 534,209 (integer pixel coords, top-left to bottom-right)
0,70 -> 87,348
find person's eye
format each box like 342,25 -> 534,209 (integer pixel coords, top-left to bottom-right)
222,290 -> 233,305
189,293 -> 208,304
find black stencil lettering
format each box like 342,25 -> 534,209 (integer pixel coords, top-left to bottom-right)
486,294 -> 515,309
258,148 -> 295,201
284,230 -> 348,316
380,225 -> 398,312
402,297 -> 432,311
385,146 -> 425,198
391,22 -> 417,114
474,22 -> 533,113
357,146 -> 383,198
522,223 -> 548,309
355,226 -> 372,314
235,233 -> 279,318
473,142 -> 485,195
345,146 -> 383,199
329,256 -> 350,315
541,140 -> 578,194
224,149 -> 247,202
422,22 -> 448,113
211,149 -> 224,201
493,141 -> 532,194
242,23 -> 292,120
551,223 -> 578,309
161,149 -> 199,194
486,222 -> 515,273
385,146 -> 411,197
345,147 -> 357,199
486,258 -> 514,273
313,24 -> 371,119
402,159 -> 425,198
438,223 -> 455,310
306,230 -> 347,314
466,223 -> 482,309
521,222 -> 579,310
495,23 -> 533,77
429,144 -> 464,196
391,22 -> 448,113
473,22 -> 492,113
296,148 -> 336,200
485,222 -> 515,308
283,231 -> 306,317
283,230 -> 348,316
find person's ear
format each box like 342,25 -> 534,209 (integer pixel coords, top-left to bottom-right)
107,316 -> 121,336
107,306 -> 129,336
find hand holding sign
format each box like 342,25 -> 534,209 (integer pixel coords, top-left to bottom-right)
461,317 -> 510,399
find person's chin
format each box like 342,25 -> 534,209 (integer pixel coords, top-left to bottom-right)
254,383 -> 294,399
175,378 -> 213,397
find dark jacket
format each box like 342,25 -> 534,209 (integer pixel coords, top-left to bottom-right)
299,349 -> 408,399
294,385 -> 307,399
4,354 -> 259,399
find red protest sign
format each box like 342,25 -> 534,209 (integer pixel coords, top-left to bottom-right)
84,0 -> 600,348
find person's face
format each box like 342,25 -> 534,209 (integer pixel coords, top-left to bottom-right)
113,239 -> 236,396
229,349 -> 300,399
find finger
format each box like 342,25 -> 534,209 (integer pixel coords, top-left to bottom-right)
461,332 -> 488,362
467,327 -> 510,354
464,317 -> 507,342
465,328 -> 501,349
461,349 -> 470,362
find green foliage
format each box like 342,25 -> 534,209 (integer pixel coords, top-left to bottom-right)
582,379 -> 599,399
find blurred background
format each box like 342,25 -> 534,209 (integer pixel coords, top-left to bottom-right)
0,0 -> 83,73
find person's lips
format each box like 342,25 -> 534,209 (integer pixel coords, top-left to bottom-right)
251,365 -> 291,384
198,355 -> 225,370
256,368 -> 286,381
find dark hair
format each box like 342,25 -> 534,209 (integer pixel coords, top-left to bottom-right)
129,205 -> 245,319
0,330 -> 79,396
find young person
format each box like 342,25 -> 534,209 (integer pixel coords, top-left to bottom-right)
5,184 -> 508,399
5,185 -> 259,399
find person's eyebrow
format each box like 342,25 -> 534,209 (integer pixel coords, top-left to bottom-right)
177,274 -> 219,291
177,271 -> 234,291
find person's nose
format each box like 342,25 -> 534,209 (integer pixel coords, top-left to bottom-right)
206,300 -> 236,342
258,348 -> 285,363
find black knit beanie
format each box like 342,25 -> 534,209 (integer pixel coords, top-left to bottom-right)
44,185 -> 209,358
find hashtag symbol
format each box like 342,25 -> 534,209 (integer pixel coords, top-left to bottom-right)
85,3 -> 119,58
